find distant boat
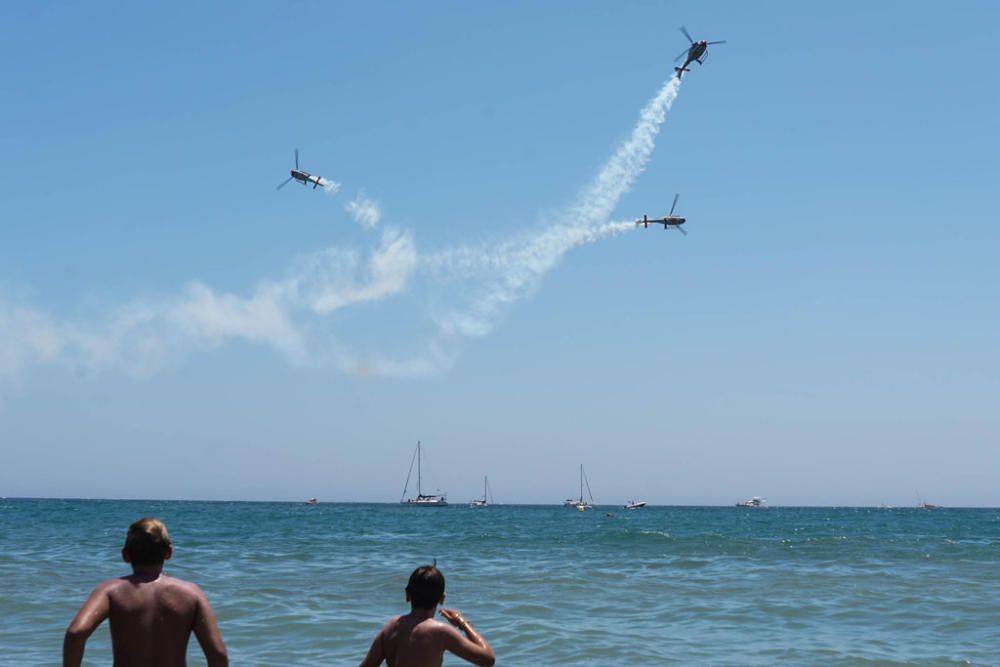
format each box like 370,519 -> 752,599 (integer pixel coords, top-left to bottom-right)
736,496 -> 767,508
916,491 -> 942,510
400,441 -> 448,507
305,498 -> 318,506
470,475 -> 495,508
624,500 -> 647,510
569,464 -> 594,511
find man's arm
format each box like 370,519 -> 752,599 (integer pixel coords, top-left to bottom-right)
191,586 -> 228,667
358,626 -> 386,667
63,582 -> 112,667
439,608 -> 495,667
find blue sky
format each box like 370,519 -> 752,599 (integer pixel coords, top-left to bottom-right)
1,2 -> 998,505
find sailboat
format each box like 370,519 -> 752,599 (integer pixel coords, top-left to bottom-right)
400,441 -> 448,507
570,464 -> 594,511
469,476 -> 494,508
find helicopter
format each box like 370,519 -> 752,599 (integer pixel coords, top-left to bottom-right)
276,149 -> 333,190
636,194 -> 686,234
674,27 -> 726,79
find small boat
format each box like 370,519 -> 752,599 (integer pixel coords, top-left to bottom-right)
624,500 -> 647,510
569,464 -> 594,511
400,441 -> 448,507
305,498 -> 318,506
469,476 -> 495,508
736,496 -> 767,508
916,492 -> 942,510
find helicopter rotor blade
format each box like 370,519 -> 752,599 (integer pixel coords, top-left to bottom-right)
679,26 -> 694,44
674,47 -> 690,63
669,193 -> 679,216
276,176 -> 294,191
294,148 -> 299,170
706,40 -> 726,45
677,226 -> 687,236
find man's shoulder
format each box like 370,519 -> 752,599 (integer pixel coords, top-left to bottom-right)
383,614 -> 448,635
415,618 -> 454,638
160,574 -> 208,598
96,575 -> 136,592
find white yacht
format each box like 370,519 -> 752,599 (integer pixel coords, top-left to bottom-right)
569,464 -> 594,511
470,476 -> 495,508
624,500 -> 647,510
400,441 -> 448,507
736,496 -> 767,508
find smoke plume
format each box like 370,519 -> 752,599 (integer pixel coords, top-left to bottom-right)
0,76 -> 681,380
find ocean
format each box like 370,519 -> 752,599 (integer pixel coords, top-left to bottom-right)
1,499 -> 997,665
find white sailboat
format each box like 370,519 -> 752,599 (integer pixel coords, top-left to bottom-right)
571,464 -> 594,511
400,441 -> 448,507
469,476 -> 494,508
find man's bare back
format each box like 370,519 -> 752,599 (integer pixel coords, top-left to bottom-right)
63,518 -> 227,667
359,566 -> 494,667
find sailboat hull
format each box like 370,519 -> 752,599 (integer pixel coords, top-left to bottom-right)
402,495 -> 449,507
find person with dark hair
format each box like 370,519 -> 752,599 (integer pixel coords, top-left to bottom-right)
63,517 -> 228,667
359,564 -> 495,667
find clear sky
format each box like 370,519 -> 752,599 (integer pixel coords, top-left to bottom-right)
1,2 -> 998,505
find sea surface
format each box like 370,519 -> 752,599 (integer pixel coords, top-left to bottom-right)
1,499 -> 998,666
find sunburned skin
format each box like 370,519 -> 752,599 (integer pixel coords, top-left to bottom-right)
360,606 -> 495,667
63,533 -> 227,667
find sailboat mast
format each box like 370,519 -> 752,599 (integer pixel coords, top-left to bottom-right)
579,464 -> 584,503
417,441 -> 422,496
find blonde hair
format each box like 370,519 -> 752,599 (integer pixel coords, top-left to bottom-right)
124,517 -> 171,565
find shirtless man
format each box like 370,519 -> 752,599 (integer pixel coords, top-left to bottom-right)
63,517 -> 228,667
359,565 -> 495,667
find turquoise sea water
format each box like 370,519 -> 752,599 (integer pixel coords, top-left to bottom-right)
1,499 -> 998,666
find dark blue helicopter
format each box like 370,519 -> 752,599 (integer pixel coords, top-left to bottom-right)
674,27 -> 726,79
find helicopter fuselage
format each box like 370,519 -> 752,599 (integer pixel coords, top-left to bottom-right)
290,169 -> 325,189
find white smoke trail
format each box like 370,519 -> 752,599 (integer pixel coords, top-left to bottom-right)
571,75 -> 681,228
345,192 -> 382,229
0,76 -> 681,380
423,221 -> 638,339
418,76 -> 682,342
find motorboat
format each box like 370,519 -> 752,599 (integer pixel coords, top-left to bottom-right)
736,496 -> 767,508
624,500 -> 647,510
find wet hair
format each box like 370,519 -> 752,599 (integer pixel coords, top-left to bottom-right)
123,517 -> 171,566
406,565 -> 445,610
